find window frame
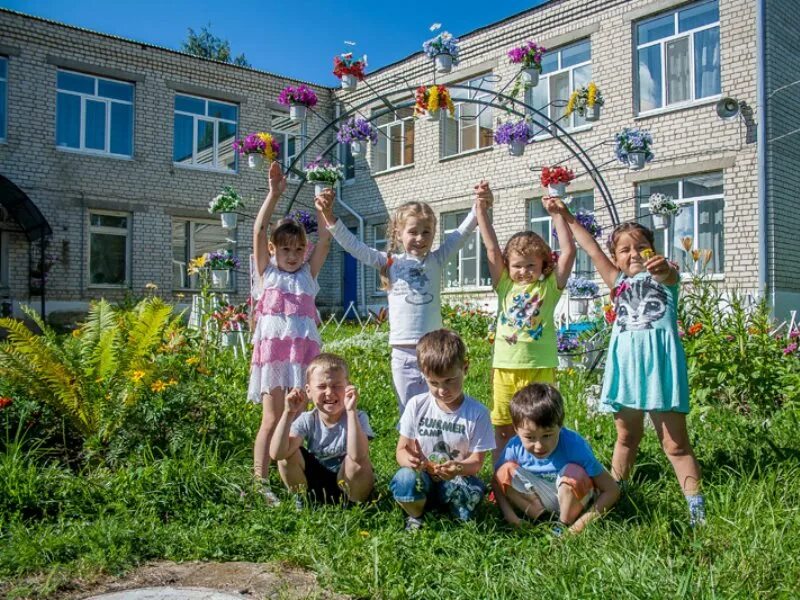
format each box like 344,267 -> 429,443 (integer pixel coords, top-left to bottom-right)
441,209 -> 492,292
271,111 -> 302,182
372,223 -> 387,295
440,73 -> 494,158
0,56 -> 7,143
88,209 -> 132,288
173,93 -> 238,173
525,39 -> 593,139
634,0 -> 721,115
637,171 -> 725,275
56,69 -> 135,158
373,108 -> 415,174
172,217 -> 237,291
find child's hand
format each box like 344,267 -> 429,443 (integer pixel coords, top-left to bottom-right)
542,195 -> 569,216
645,254 -> 671,278
433,460 -> 462,481
284,387 -> 307,415
407,439 -> 426,470
344,385 -> 358,412
314,189 -> 336,221
474,179 -> 494,210
268,161 -> 287,196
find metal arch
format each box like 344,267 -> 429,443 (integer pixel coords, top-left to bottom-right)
283,83 -> 620,225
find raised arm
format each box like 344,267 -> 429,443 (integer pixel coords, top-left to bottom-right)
308,190 -> 333,279
474,181 -> 504,288
344,386 -> 370,463
316,194 -> 387,270
432,198 -> 478,265
543,198 -> 577,290
254,162 -> 287,277
545,196 -> 619,290
269,388 -> 306,461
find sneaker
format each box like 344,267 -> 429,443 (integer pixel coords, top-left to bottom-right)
405,515 -> 423,532
261,486 -> 282,507
687,495 -> 706,527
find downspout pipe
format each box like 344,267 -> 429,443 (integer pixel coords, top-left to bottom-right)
756,0 -> 769,305
334,102 -> 367,315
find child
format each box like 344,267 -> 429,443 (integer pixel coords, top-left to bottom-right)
493,383 -> 619,533
389,329 -> 495,531
250,161 -> 333,505
549,196 -> 706,526
475,194 -> 576,461
316,183 -> 489,413
270,353 -> 375,506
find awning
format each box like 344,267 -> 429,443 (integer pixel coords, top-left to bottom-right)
0,175 -> 52,242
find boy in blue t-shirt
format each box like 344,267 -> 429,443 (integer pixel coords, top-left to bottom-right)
493,383 -> 619,533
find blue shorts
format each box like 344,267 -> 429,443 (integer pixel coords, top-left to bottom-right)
389,466 -> 486,521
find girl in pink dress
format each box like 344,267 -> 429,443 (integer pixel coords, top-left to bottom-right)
250,161 -> 332,505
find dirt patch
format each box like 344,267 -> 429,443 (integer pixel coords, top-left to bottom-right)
3,561 -> 347,600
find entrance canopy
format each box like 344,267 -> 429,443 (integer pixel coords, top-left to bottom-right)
0,175 -> 52,241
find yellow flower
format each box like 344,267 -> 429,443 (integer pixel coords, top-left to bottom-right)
641,248 -> 654,261
150,380 -> 167,392
681,237 -> 693,252
587,82 -> 597,107
187,255 -> 207,276
71,328 -> 81,338
359,530 -> 370,538
256,132 -> 279,161
565,90 -> 578,116
186,356 -> 200,366
166,379 -> 178,387
691,249 -> 701,262
428,85 -> 439,113
131,370 -> 146,382
144,282 -> 158,291
702,249 -> 713,266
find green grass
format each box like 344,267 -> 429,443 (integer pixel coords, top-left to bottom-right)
1,323 -> 800,599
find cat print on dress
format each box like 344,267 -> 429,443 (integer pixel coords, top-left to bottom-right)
614,276 -> 668,332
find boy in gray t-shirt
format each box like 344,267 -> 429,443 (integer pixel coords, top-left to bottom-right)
271,353 -> 374,505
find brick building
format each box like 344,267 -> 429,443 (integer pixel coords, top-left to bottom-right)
0,0 -> 798,320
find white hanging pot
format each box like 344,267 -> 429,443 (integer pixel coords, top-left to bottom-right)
652,213 -> 672,230
508,140 -> 526,157
247,153 -> 264,169
585,104 -> 601,122
341,74 -> 357,92
314,183 -> 327,196
628,151 -> 646,170
350,140 -> 364,157
211,269 -> 230,288
426,109 -> 440,122
435,54 -> 453,74
521,68 -> 539,87
221,330 -> 238,347
220,212 -> 238,230
569,297 -> 590,316
289,104 -> 307,122
548,183 -> 567,197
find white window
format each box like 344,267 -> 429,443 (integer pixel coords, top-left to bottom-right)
339,138 -> 356,182
173,94 -> 237,171
0,57 -> 7,142
441,75 -> 494,157
442,210 -> 491,289
637,171 -> 724,274
56,70 -> 134,157
372,223 -> 387,293
172,219 -> 236,289
89,211 -> 131,287
529,194 -> 595,280
636,0 -> 720,114
374,107 -> 414,172
526,39 -> 592,136
271,112 -> 301,181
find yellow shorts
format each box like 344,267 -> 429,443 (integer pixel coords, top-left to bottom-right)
491,368 -> 556,426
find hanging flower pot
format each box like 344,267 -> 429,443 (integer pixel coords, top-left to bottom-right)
585,104 -> 601,122
209,186 -> 244,224
247,153 -> 264,169
548,183 -> 567,197
289,104 -> 307,122
541,166 -> 575,198
333,53 -> 366,92
435,54 -> 453,73
628,152 -> 646,170
508,41 -> 546,87
314,183 -> 327,196
305,158 -> 344,197
350,140 -> 365,157
520,68 -> 539,87
414,85 -> 455,120
426,109 -> 441,122
615,127 -> 654,170
648,193 -> 681,230
508,140 -> 526,156
423,31 -> 459,73
566,277 -> 599,314
569,297 -> 590,316
652,214 -> 671,230
337,117 -> 378,157
220,212 -> 238,230
211,269 -> 230,288
341,73 -> 358,92
566,83 -> 605,123
494,119 -> 531,156
278,84 -> 318,122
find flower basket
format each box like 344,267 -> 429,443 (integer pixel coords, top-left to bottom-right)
554,209 -> 603,242
569,298 -> 590,316
508,41 -> 546,87
341,74 -> 358,91
220,213 -> 238,230
423,32 -> 459,73
494,119 -> 531,156
648,193 -> 681,230
248,154 -> 263,169
652,214 -> 671,230
541,166 -> 575,197
232,132 -> 280,168
350,140 -> 365,156
567,276 -> 599,299
305,158 -> 344,194
211,269 -> 230,288
615,127 -> 654,171
509,140 -> 526,156
415,85 -> 455,120
278,85 -> 318,122
336,117 -> 377,157
566,83 -> 604,122
585,104 -> 601,122
333,53 -> 367,92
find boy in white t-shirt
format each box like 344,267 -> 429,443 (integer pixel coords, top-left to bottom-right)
270,353 -> 375,506
390,329 -> 495,531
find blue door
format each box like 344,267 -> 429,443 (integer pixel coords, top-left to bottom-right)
342,228 -> 358,314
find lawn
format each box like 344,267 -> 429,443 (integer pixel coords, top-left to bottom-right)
1,303 -> 800,599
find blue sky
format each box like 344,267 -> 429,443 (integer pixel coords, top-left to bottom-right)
2,0 -> 548,84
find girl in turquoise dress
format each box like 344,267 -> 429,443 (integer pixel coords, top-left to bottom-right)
545,197 -> 705,526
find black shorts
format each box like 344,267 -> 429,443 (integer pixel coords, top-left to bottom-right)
300,447 -> 345,504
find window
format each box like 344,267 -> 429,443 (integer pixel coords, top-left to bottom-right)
271,112 -> 301,181
372,223 -> 387,293
441,75 -> 494,157
173,94 -> 237,171
637,171 -> 724,273
442,210 -> 491,289
0,57 -> 7,142
374,107 -> 414,172
636,0 -> 720,113
89,211 -> 130,286
340,138 -> 356,181
56,70 -> 134,156
172,219 -> 236,289
529,193 -> 594,279
526,39 -> 592,136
